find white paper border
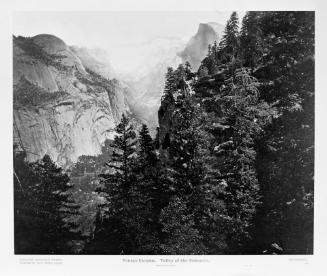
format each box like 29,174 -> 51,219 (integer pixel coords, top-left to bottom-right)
0,0 -> 326,275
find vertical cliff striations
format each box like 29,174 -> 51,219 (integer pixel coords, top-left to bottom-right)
13,34 -> 132,167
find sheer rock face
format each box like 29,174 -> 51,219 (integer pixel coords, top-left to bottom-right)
178,22 -> 224,70
13,34 -> 131,168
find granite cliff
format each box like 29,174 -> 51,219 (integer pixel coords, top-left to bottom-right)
13,34 -> 133,167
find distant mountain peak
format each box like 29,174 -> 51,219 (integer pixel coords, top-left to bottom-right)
178,22 -> 224,70
207,22 -> 225,34
32,34 -> 68,54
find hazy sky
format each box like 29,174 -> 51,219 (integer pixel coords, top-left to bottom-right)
13,11 -> 245,73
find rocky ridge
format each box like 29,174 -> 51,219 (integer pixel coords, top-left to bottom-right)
13,34 -> 132,167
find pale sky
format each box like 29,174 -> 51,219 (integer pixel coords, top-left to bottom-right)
13,11 -> 245,74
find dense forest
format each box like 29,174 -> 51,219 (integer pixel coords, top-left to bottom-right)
14,11 -> 314,254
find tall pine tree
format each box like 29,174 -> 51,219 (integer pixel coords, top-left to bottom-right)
252,11 -> 314,254
239,11 -> 264,68
14,151 -> 80,254
219,12 -> 240,63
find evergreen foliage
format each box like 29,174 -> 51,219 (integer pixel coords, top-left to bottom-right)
163,67 -> 176,98
85,115 -> 161,254
14,150 -> 80,254
13,11 -> 314,255
250,11 -> 314,254
219,12 -> 240,63
159,196 -> 206,254
239,12 -> 264,68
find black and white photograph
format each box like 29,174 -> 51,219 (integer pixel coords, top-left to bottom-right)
11,9 -> 315,256
1,0 -> 327,275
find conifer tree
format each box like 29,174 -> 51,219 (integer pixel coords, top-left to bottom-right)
136,124 -> 159,205
193,67 -> 273,253
88,114 -> 139,253
165,96 -> 204,196
14,152 -> 80,254
13,11 -> 314,256
198,43 -> 218,76
163,67 -> 176,98
252,11 -> 314,254
159,196 -> 206,254
184,61 -> 193,80
104,113 -> 137,191
88,115 -> 162,254
219,11 -> 240,62
138,124 -> 154,159
239,11 -> 264,68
